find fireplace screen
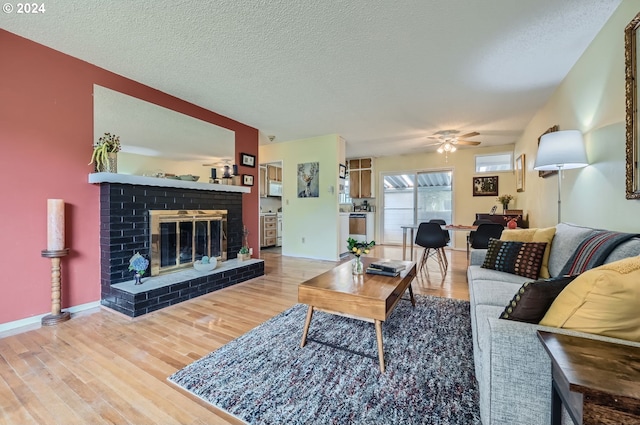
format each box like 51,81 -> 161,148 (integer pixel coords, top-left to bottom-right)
149,210 -> 227,275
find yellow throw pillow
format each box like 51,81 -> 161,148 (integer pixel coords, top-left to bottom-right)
540,256 -> 640,342
501,227 -> 556,278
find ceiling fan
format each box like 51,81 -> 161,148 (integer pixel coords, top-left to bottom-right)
427,130 -> 481,154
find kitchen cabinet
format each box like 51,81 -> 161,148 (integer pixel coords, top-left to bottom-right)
267,165 -> 282,182
260,214 -> 277,247
348,158 -> 374,199
259,166 -> 267,198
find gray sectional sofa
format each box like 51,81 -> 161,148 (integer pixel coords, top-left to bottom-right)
467,222 -> 640,425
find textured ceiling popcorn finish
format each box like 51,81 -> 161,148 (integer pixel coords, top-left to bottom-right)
1,0 -> 620,158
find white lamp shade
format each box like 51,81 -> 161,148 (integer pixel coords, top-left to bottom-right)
533,130 -> 588,170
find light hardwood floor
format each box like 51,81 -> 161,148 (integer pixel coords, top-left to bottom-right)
0,246 -> 470,425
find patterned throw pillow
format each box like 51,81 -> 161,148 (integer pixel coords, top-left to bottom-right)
500,227 -> 556,278
500,276 -> 578,323
481,239 -> 548,280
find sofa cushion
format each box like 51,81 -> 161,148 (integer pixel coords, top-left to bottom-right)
540,256 -> 640,342
559,231 -> 639,276
606,237 -> 640,263
471,279 -> 527,308
482,239 -> 547,280
501,227 -> 556,278
499,276 -> 578,323
467,265 -> 532,285
548,223 -> 598,277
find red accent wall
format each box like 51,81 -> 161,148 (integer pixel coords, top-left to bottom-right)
0,30 -> 260,324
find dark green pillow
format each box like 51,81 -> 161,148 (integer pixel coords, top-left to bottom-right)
481,239 -> 547,280
500,276 -> 578,323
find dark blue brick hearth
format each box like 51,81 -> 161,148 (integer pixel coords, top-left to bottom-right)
101,260 -> 264,317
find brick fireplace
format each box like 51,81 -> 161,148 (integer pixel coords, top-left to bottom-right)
91,174 -> 264,317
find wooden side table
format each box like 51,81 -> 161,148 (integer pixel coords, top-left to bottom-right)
537,331 -> 640,425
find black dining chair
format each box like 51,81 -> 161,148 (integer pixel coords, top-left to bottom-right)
414,222 -> 448,274
467,219 -> 495,258
469,223 -> 504,251
428,219 -> 450,269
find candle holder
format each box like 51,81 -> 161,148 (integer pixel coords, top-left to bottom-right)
41,248 -> 71,326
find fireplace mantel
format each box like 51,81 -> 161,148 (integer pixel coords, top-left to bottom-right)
96,178 -> 261,317
88,172 -> 251,193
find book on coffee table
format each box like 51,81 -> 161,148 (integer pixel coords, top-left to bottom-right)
368,260 -> 406,273
365,267 -> 400,277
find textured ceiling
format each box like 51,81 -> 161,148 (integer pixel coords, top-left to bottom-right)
1,0 -> 621,158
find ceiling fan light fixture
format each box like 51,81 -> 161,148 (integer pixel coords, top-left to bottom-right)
437,146 -> 444,154
450,145 -> 457,152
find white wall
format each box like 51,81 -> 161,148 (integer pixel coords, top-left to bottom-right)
515,0 -> 640,231
260,134 -> 345,260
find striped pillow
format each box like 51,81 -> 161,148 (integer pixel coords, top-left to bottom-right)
481,239 -> 548,280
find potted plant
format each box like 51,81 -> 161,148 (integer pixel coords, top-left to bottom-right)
128,252 -> 149,285
89,132 -> 121,172
496,194 -> 514,213
347,237 -> 375,274
238,246 -> 250,261
238,224 -> 251,261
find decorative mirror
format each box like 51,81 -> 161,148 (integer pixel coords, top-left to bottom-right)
625,12 -> 640,199
538,125 -> 559,178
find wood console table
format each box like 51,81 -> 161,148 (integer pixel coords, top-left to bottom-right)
475,213 -> 528,228
537,331 -> 640,425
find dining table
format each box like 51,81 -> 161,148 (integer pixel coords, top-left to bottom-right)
400,224 -> 478,261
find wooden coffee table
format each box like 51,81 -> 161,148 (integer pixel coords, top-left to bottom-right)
298,257 -> 417,372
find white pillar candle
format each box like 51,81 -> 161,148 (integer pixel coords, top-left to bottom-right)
47,199 -> 65,250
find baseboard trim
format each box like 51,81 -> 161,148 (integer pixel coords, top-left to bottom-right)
0,301 -> 101,336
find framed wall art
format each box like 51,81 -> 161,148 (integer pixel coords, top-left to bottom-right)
473,176 -> 498,196
515,154 -> 525,192
242,174 -> 254,186
241,153 -> 256,168
297,162 -> 319,198
339,163 -> 346,179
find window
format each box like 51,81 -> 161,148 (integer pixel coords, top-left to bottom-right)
381,170 -> 452,244
339,173 -> 352,204
475,152 -> 513,173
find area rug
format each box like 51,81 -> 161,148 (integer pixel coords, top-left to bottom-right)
168,295 -> 480,425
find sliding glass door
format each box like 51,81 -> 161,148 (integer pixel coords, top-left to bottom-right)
381,170 -> 452,244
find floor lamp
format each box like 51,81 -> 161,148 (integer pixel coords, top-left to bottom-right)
533,130 -> 588,223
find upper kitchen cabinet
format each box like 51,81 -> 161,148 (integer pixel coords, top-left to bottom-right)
259,166 -> 268,198
267,164 -> 282,182
348,158 -> 374,198
260,162 -> 283,197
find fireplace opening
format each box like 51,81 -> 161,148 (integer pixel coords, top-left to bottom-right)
150,210 -> 227,275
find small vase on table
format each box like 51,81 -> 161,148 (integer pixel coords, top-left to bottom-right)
134,272 -> 142,285
352,256 -> 364,275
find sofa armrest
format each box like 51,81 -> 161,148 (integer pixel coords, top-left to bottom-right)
486,318 -> 640,425
469,248 -> 487,266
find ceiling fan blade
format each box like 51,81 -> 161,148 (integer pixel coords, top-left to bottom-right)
456,140 -> 481,146
459,131 -> 480,139
425,142 -> 442,146
427,136 -> 442,140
